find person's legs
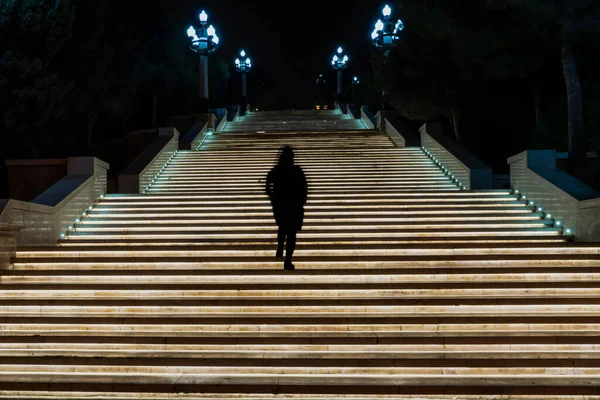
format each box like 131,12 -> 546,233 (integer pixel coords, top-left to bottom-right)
284,231 -> 297,270
276,227 -> 285,258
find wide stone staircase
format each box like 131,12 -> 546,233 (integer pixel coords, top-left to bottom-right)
1,111 -> 600,398
223,109 -> 366,132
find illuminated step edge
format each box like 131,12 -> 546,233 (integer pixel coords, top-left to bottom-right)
0,394 -> 595,400
87,209 -> 539,217
0,288 -> 597,300
1,322 -> 598,335
70,222 -> 554,233
91,204 -> 531,211
104,193 -> 515,200
80,214 -> 545,224
17,245 -> 594,259
3,272 -> 593,285
59,239 -> 567,247
11,258 -> 596,270
61,230 -> 564,241
0,369 -> 595,386
1,303 -> 600,315
0,343 -> 598,358
79,216 -> 545,225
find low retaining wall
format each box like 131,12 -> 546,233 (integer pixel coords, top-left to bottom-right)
119,128 -> 179,194
376,111 -> 420,147
420,122 -> 492,190
0,157 -> 109,246
508,150 -> 600,241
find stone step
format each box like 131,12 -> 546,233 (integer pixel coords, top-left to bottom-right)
70,221 -> 555,234
12,257 -> 596,271
87,208 -> 538,217
80,213 -> 544,224
2,304 -> 600,318
0,393 -> 595,400
24,243 -> 594,259
2,322 -> 599,338
62,229 -> 565,242
0,287 -> 597,300
0,343 -> 599,360
0,365 -> 599,388
3,271 -> 596,285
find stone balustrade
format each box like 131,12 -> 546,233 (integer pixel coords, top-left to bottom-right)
376,110 -> 420,147
360,106 -> 376,129
0,157 -> 109,247
420,122 -> 492,190
508,150 -> 600,241
118,128 -> 179,194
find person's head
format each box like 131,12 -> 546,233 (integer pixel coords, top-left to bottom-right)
278,145 -> 294,166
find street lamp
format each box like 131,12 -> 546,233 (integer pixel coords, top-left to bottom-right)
370,4 -> 404,109
331,47 -> 349,100
187,10 -> 220,113
352,76 -> 360,85
234,49 -> 252,115
371,4 -> 403,57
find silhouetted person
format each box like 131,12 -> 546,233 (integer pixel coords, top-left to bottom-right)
265,145 -> 308,270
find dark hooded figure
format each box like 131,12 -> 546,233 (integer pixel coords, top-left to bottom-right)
265,145 -> 308,270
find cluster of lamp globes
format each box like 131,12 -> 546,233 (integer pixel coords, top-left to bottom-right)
330,4 -> 404,74
186,10 -> 252,71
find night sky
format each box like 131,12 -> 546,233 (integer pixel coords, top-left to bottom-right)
170,0 -> 382,105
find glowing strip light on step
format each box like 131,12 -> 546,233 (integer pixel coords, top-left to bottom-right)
142,151 -> 179,194
421,147 -> 467,190
510,188 -> 573,238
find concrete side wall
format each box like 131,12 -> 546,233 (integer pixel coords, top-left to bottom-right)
421,122 -> 492,190
509,150 -> 600,241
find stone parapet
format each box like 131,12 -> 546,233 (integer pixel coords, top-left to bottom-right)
0,157 -> 108,246
420,122 -> 492,190
508,150 -> 600,241
119,128 -> 179,194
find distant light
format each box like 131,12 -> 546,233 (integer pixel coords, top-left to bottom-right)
199,10 -> 208,22
546,213 -> 553,219
337,47 -> 343,54
235,58 -> 241,65
240,50 -> 246,57
383,4 -> 392,16
333,55 -> 338,62
207,25 -> 216,37
246,58 -> 251,64
566,229 -> 573,234
187,26 -> 197,38
375,19 -> 384,32
556,221 -> 562,226
343,55 -> 349,62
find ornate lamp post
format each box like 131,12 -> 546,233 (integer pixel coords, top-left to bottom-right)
234,50 -> 252,115
187,10 -> 220,113
371,4 -> 404,109
331,47 -> 349,100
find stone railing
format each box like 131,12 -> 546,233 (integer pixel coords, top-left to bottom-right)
228,105 -> 240,122
119,128 -> 179,193
420,122 -> 492,190
180,117 -> 214,151
508,150 -> 600,241
376,111 -> 420,147
335,103 -> 348,116
360,106 -> 376,129
0,222 -> 21,269
215,108 -> 228,132
0,157 -> 109,247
